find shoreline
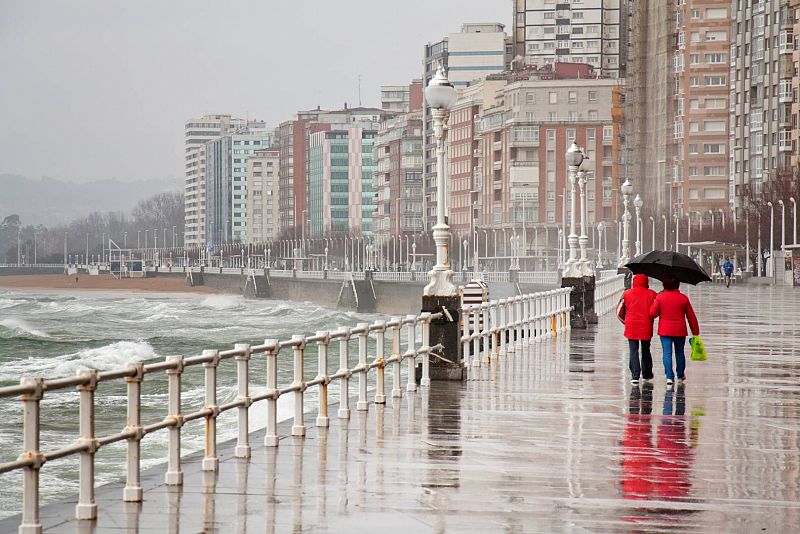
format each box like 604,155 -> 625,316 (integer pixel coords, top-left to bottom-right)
0,274 -> 222,295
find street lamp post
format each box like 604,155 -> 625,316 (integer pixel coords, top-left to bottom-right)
649,216 -> 655,252
778,199 -> 786,254
791,197 -> 797,244
618,179 -> 633,268
686,213 -> 692,257
596,222 -> 605,268
577,153 -> 592,276
633,194 -> 643,257
767,202 -> 774,281
661,214 -> 667,250
563,143 -> 584,278
423,64 -> 458,296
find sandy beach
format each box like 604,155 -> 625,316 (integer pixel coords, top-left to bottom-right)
0,274 -> 221,294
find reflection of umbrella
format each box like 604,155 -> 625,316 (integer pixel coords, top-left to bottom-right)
625,250 -> 711,285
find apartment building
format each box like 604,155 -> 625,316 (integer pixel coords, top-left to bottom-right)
184,114 -> 249,247
475,77 -> 620,233
373,112 -> 424,240
380,81 -> 423,113
278,106 -> 394,239
671,1 -> 731,218
730,0 -> 794,208
308,124 -> 378,237
245,148 -> 279,244
512,0 -> 627,78
204,126 -> 271,246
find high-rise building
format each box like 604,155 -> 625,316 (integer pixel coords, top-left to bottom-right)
730,0 -> 794,209
381,80 -> 423,113
423,24 -> 510,230
512,0 -> 628,79
373,111 -> 424,240
246,148 -> 279,244
671,1 -> 732,220
278,106 -> 395,239
184,114 -> 249,247
308,124 -> 378,237
204,125 -> 271,246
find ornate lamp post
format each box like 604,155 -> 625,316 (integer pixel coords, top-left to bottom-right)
423,64 -> 458,296
790,197 -> 797,245
778,199 -> 786,253
563,143 -> 584,278
767,201 -> 775,280
577,151 -> 592,275
633,194 -> 643,257
596,222 -> 605,268
618,179 -> 633,268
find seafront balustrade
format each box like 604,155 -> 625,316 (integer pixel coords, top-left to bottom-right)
594,274 -> 626,315
0,284 -> 579,533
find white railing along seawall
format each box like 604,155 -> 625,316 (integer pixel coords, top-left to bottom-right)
594,274 -> 626,316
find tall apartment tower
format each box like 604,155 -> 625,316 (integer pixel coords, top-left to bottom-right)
671,1 -> 732,219
730,0 -> 794,209
512,0 -> 628,79
246,148 -> 280,244
184,114 -> 248,247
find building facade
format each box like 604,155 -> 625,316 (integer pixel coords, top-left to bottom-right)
730,0 -> 794,209
308,125 -> 378,237
184,114 -> 248,247
246,148 -> 279,244
373,112 -> 424,240
204,126 -> 271,246
670,1 -> 732,221
512,0 -> 627,78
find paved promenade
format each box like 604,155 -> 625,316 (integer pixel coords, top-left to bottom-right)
3,284 -> 800,533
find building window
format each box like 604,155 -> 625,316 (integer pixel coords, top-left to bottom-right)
588,91 -> 597,102
549,92 -> 558,104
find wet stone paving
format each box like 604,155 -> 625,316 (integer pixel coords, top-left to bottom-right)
3,284 -> 800,533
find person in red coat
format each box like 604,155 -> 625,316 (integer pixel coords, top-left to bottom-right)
618,274 -> 657,385
649,274 -> 700,386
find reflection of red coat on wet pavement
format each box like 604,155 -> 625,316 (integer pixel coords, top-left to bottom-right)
652,418 -> 692,499
621,415 -> 655,499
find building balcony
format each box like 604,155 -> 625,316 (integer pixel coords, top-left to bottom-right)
493,141 -> 502,152
511,160 -> 537,167
492,160 -> 503,171
509,138 -> 539,148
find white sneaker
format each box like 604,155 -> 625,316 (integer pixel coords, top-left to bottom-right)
666,378 -> 674,386
631,379 -> 639,386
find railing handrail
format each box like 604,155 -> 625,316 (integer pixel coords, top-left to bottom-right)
0,310 -> 443,530
594,273 -> 626,316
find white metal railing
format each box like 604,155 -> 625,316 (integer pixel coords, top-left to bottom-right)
594,274 -> 626,316
221,267 -> 242,275
461,287 -> 572,367
517,271 -> 559,285
301,270 -> 325,280
326,271 -> 353,281
269,269 -> 294,278
0,264 -> 66,269
482,272 -> 510,283
0,312 -> 442,532
372,271 -> 412,282
598,269 -> 618,280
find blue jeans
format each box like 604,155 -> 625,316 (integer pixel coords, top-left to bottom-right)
660,336 -> 686,380
628,339 -> 653,380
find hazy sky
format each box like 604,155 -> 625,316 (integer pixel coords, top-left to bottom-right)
0,0 -> 510,184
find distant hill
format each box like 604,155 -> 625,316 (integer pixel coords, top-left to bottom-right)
0,174 -> 182,226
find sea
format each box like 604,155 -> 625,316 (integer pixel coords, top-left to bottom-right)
0,289 -> 380,519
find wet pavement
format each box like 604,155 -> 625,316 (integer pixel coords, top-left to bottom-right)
3,284 -> 800,533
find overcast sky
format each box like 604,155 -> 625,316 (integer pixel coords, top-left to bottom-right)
0,0 -> 510,184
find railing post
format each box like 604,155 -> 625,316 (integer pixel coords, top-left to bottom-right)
19,377 -> 43,534
291,335 -> 306,437
497,299 -> 506,355
123,363 -> 144,501
202,349 -> 220,471
506,298 -> 516,354
405,315 -> 417,392
264,340 -> 279,447
481,303 -> 490,364
462,306 -> 472,370
165,355 -> 184,484
374,321 -> 387,404
471,305 -> 481,367
315,331 -> 331,427
563,289 -> 571,333
420,313 -> 432,387
491,302 -> 499,358
356,323 -> 369,411
76,369 -> 98,520
389,319 -> 402,398
234,344 -> 252,458
337,328 -> 351,419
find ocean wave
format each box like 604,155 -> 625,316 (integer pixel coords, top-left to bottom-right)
0,317 -> 50,339
0,340 -> 158,381
200,295 -> 244,311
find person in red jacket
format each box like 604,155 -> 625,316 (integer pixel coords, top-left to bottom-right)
618,274 -> 658,385
649,274 -> 700,386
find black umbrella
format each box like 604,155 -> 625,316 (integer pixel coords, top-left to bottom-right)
624,250 -> 711,285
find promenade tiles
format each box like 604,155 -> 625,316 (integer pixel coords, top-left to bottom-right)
3,284 -> 800,533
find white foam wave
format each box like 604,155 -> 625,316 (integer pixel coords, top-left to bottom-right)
0,317 -> 50,339
0,341 -> 157,380
200,295 -> 244,310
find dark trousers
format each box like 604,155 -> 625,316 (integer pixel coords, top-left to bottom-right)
628,339 -> 653,380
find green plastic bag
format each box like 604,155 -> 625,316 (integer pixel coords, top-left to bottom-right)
689,336 -> 707,362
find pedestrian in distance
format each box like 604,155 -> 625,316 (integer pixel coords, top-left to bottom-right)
649,274 -> 700,387
618,274 -> 658,386
722,257 -> 734,288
